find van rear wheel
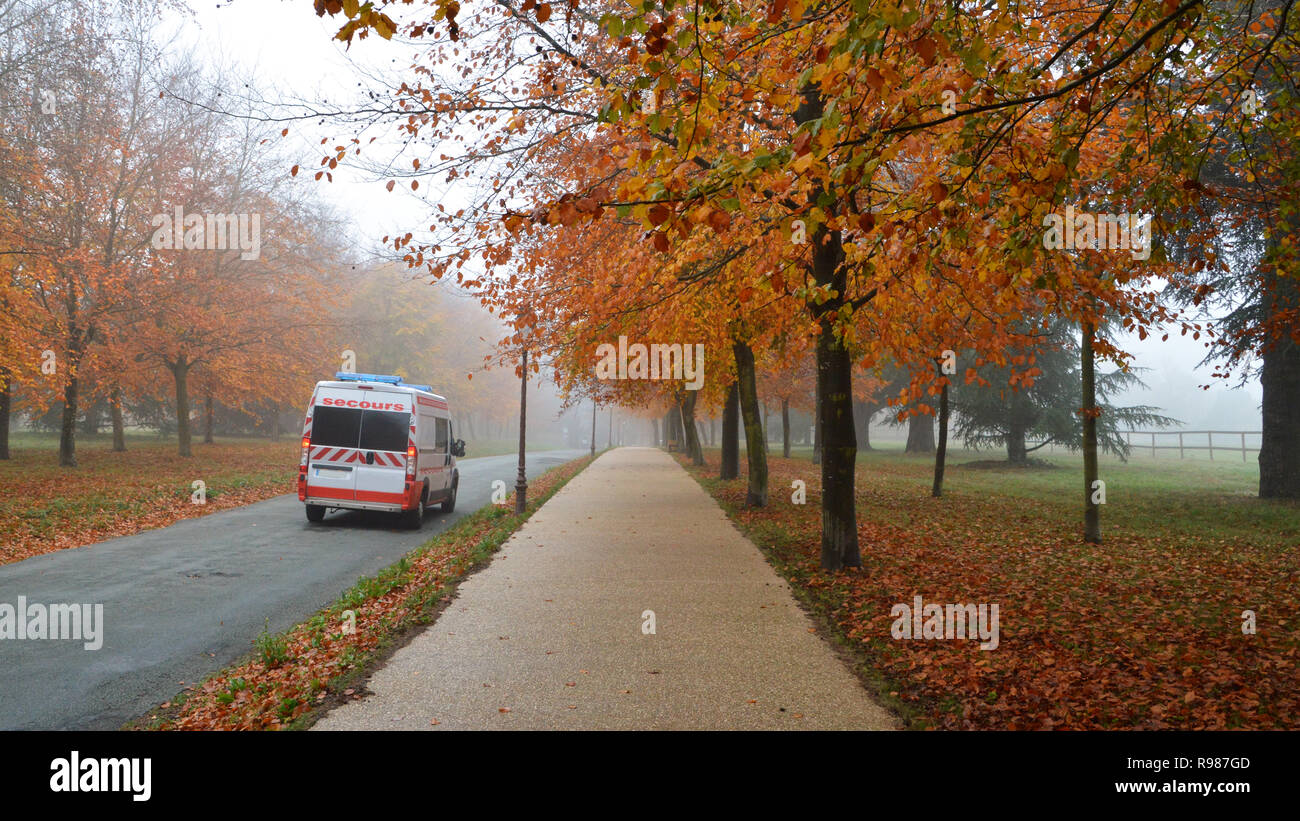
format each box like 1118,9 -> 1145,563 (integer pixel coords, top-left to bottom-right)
401,496 -> 425,529
305,504 -> 326,523
441,481 -> 457,513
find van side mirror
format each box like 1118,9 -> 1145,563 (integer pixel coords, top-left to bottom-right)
452,439 -> 466,458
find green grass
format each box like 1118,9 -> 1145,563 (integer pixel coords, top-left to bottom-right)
5,429 -> 277,449
766,442 -> 1282,544
254,620 -> 290,668
460,438 -> 566,458
882,446 -> 1281,546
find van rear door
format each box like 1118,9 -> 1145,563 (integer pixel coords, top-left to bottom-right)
353,407 -> 411,506
305,402 -> 361,501
307,403 -> 362,502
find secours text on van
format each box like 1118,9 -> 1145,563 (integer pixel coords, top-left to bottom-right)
297,372 -> 466,528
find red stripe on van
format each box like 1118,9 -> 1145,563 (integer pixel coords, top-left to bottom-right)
307,486 -> 355,501
355,489 -> 406,504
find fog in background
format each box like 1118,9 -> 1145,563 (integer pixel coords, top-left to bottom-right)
173,0 -> 1263,440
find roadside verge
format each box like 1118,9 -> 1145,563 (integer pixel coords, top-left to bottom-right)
128,453 -> 596,730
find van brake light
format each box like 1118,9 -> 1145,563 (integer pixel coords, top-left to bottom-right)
301,436 -> 310,467
406,445 -> 417,477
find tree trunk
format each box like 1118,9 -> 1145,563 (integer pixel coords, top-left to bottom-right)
781,397 -> 791,458
665,406 -> 679,450
733,340 -> 768,506
652,417 -> 660,447
1259,312 -> 1300,499
58,342 -> 82,467
815,317 -> 859,569
853,399 -> 873,451
1006,425 -> 1029,465
110,384 -> 125,452
720,381 -> 740,479
0,371 -> 10,460
1082,320 -> 1102,543
590,402 -> 596,456
171,358 -> 193,458
680,391 -> 705,465
932,378 -> 950,498
796,82 -> 860,571
905,413 -> 935,453
80,398 -> 101,436
203,392 -> 214,445
811,388 -> 822,465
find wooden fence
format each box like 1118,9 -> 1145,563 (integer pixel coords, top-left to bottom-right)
1122,430 -> 1261,461
1034,430 -> 1262,461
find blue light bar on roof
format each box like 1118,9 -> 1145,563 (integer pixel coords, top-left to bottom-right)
335,372 -> 435,394
336,372 -> 403,384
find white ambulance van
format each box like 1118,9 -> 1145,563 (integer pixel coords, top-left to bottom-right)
297,373 -> 465,528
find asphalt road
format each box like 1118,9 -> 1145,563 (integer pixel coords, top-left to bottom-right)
0,449 -> 587,730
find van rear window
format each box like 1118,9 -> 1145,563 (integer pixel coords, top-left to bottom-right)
311,406 -> 361,448
358,410 -> 410,452
312,406 -> 409,452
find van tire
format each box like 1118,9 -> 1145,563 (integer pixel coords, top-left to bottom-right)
441,480 -> 457,513
305,504 -> 326,523
401,495 -> 425,529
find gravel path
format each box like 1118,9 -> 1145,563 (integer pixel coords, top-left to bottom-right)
314,447 -> 898,730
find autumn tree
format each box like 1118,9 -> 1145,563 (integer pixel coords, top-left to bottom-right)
5,8 -> 174,465
305,0 -> 1288,564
